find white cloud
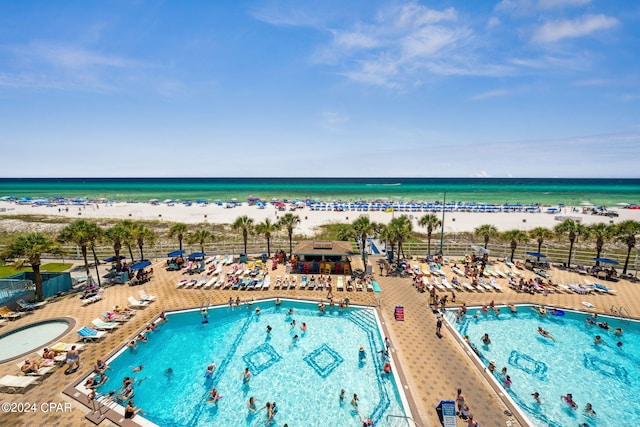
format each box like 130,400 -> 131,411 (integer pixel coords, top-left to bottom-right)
23,43 -> 138,70
486,17 -> 501,29
471,89 -> 511,100
475,170 -> 491,177
533,14 -> 619,43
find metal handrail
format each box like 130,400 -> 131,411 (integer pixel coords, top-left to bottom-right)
386,414 -> 423,427
610,305 -> 630,319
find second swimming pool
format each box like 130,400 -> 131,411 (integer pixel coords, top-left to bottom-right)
97,300 -> 410,426
445,305 -> 640,427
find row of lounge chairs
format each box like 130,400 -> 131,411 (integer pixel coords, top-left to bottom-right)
0,342 -> 86,393
77,290 -> 156,342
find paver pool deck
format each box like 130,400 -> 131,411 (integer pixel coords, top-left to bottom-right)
1,256 -> 638,427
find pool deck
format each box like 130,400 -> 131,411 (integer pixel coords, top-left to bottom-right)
1,256 -> 639,427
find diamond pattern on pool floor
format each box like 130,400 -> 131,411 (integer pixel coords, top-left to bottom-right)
242,343 -> 282,376
304,343 -> 344,378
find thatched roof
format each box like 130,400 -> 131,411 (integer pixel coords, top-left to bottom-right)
293,240 -> 355,256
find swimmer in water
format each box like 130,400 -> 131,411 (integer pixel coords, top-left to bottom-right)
132,365 -> 144,372
241,367 -> 252,384
165,368 -> 173,380
532,392 -> 541,404
206,363 -> 216,377
340,389 -> 345,404
537,326 -> 555,341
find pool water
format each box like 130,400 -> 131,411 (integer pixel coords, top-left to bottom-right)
98,300 -> 409,426
0,320 -> 70,362
445,305 -> 640,427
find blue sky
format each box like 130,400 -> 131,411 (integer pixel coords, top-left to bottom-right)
0,0 -> 639,178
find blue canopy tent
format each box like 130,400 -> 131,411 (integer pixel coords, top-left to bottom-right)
103,255 -> 125,263
167,250 -> 185,257
188,252 -> 206,260
526,251 -> 546,258
130,260 -> 152,271
593,257 -> 619,265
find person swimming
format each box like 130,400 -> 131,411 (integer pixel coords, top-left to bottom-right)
206,363 -> 216,378
358,346 -> 366,360
241,367 -> 252,384
165,368 -> 173,380
537,326 -> 555,340
532,392 -> 541,404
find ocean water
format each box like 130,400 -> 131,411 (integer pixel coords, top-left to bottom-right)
0,178 -> 638,206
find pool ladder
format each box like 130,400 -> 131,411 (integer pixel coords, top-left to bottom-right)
610,305 -> 630,319
386,414 -> 423,427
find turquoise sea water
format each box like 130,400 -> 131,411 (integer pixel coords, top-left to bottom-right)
0,178 -> 639,205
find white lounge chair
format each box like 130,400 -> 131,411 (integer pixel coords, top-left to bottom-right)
336,276 -> 344,291
366,281 -> 374,292
127,296 -> 150,309
261,277 -> 271,290
274,276 -> 282,289
0,375 -> 39,393
91,318 -> 120,330
16,362 -> 54,377
138,289 -> 156,301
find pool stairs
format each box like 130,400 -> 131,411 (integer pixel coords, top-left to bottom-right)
394,306 -> 405,321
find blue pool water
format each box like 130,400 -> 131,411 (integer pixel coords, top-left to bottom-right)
98,300 -> 409,426
445,305 -> 640,427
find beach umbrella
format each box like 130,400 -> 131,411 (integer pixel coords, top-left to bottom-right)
593,257 -> 619,265
167,250 -> 185,257
188,252 -> 206,259
103,255 -> 125,263
471,245 -> 490,255
130,260 -> 152,270
526,251 -> 546,258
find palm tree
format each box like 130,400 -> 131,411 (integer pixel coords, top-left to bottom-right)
336,224 -> 354,242
554,219 -> 585,267
351,216 -> 378,265
614,220 -> 640,274
501,229 -> 528,262
388,216 -> 413,262
131,223 -> 156,261
2,232 -> 59,301
418,214 -> 442,256
278,213 -> 300,258
187,229 -> 213,254
104,222 -> 132,270
119,220 -> 138,261
585,223 -> 614,265
255,218 -> 279,257
58,219 -> 102,278
378,224 -> 395,259
168,223 -> 189,252
474,224 -> 499,249
232,216 -> 254,255
528,227 -> 554,257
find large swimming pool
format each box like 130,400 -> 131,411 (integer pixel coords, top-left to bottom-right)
97,300 -> 411,426
445,305 -> 640,427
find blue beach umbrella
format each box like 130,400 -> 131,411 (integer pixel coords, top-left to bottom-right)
167,250 -> 185,257
130,260 -> 152,270
593,257 -> 618,265
525,251 -> 546,258
103,255 -> 125,263
188,252 -> 206,259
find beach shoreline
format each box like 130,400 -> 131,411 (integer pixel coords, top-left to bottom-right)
1,201 -> 638,236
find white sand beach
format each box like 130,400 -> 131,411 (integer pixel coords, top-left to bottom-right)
1,201 -> 638,235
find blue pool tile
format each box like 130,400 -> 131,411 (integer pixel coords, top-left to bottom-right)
304,343 -> 344,378
242,343 -> 282,376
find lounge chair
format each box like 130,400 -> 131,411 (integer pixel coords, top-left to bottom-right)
300,276 -> 308,290
203,277 -> 217,289
17,299 -> 47,311
127,296 -> 150,309
441,277 -> 454,290
592,282 -> 617,294
261,277 -> 271,290
137,289 -> 156,301
489,278 -> 503,291
0,375 -> 39,393
91,318 -> 120,330
274,276 -> 282,289
0,307 -> 23,320
336,276 -> 344,291
366,281 -> 374,292
77,327 -> 108,342
16,362 -> 54,377
355,280 -> 364,291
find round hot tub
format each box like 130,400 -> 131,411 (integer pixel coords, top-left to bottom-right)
0,318 -> 75,364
